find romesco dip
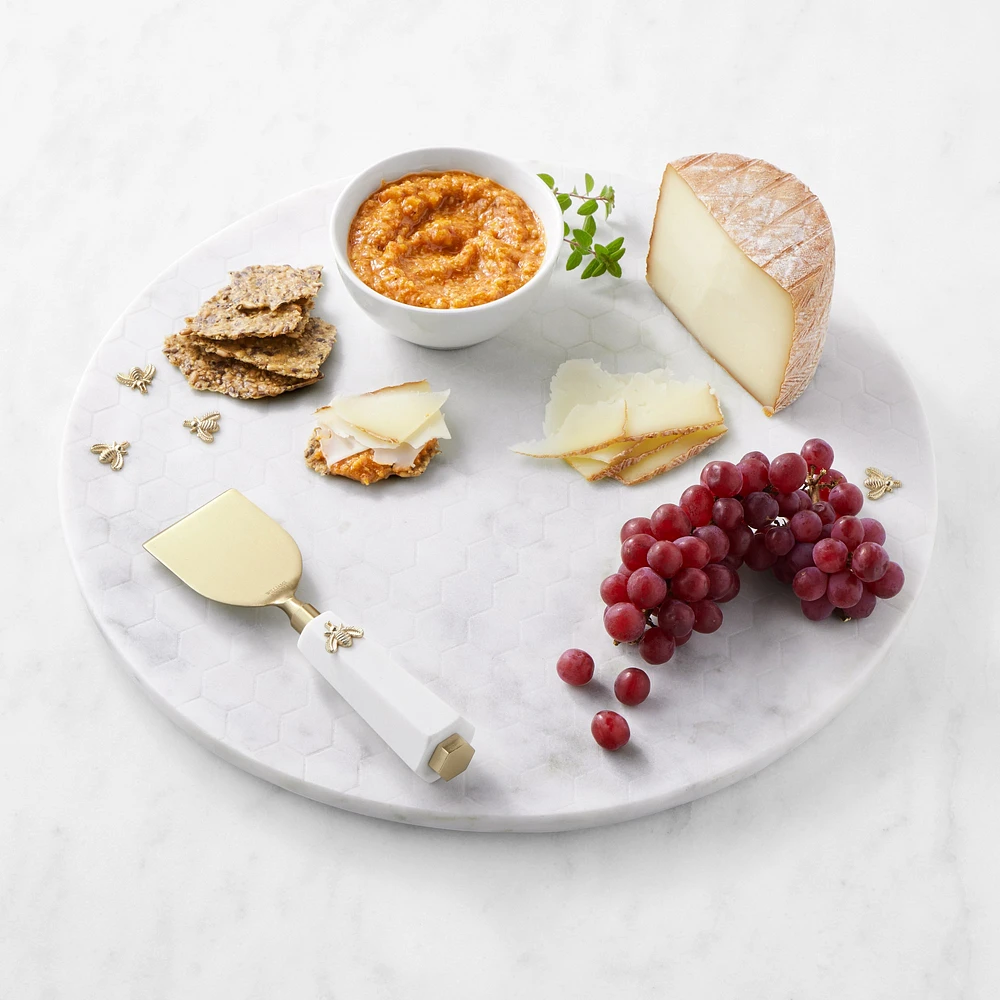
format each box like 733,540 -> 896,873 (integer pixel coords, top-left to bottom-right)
347,171 -> 546,309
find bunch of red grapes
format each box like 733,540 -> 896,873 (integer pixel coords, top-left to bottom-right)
563,438 -> 906,750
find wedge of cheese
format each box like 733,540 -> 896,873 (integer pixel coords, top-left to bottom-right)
646,154 -> 835,416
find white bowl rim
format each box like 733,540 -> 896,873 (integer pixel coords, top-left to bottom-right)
329,146 -> 565,316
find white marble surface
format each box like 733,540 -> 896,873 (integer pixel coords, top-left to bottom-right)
2,0 -> 998,995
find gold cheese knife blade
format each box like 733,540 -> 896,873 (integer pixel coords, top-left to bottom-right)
142,489 -> 474,781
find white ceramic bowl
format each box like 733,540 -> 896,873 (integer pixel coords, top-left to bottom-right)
330,147 -> 565,350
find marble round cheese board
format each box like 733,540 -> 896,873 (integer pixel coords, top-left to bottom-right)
59,165 -> 936,832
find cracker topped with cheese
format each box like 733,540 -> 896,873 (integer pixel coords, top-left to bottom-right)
307,381 -> 450,485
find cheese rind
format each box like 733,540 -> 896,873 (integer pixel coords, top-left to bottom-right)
646,154 -> 834,415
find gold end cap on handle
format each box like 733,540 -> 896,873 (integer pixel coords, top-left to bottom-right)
428,734 -> 475,781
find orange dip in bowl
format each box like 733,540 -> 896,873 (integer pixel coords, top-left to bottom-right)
346,171 -> 546,309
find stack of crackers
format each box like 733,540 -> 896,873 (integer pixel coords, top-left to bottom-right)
163,264 -> 336,399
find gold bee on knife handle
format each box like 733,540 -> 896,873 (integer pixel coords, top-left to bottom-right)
116,364 -> 156,393
90,441 -> 129,471
324,622 -> 364,654
863,467 -> 902,501
183,412 -> 221,443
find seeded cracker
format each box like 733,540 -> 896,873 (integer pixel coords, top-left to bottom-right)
163,334 -> 322,399
304,431 -> 439,486
229,264 -> 324,312
185,287 -> 310,340
183,317 -> 337,380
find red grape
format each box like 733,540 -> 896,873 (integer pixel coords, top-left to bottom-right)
650,503 -> 692,541
616,665 -> 653,702
693,524 -> 730,562
792,566 -> 828,601
843,589 -> 877,619
812,537 -> 848,573
647,539 -> 683,579
819,523 -> 835,539
621,533 -> 656,571
680,485 -> 714,527
769,452 -> 808,493
705,563 -> 740,603
787,542 -> 817,575
674,631 -> 692,647
829,482 -> 864,516
827,570 -> 863,608
700,460 -> 743,498
726,524 -> 753,559
737,458 -> 769,494
818,469 -> 845,500
627,567 -> 668,609
764,524 -> 795,556
801,596 -> 835,621
868,561 -> 904,599
831,515 -> 864,550
772,557 -> 796,586
591,711 -> 630,750
600,573 -> 630,605
557,649 -> 595,686
812,500 -> 837,525
604,602 -> 646,642
744,491 -> 779,529
776,491 -> 809,517
620,517 -> 653,541
801,438 -> 835,471
851,541 -> 889,583
790,510 -> 823,543
861,517 -> 887,545
671,567 -> 710,602
690,599 -> 723,633
657,598 -> 694,637
638,629 -> 675,667
741,450 -> 770,466
675,535 -> 712,569
745,533 -> 778,571
712,497 -> 744,531
720,553 -> 745,572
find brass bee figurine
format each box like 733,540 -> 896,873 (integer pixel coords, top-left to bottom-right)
116,364 -> 156,393
324,622 -> 365,654
90,441 -> 129,471
183,411 -> 221,443
863,467 -> 902,501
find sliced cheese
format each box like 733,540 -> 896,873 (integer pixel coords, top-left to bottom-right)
612,425 -> 728,485
619,372 -> 723,439
646,154 -> 834,415
512,399 -> 628,458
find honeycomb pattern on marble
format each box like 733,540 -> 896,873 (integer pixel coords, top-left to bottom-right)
60,172 -> 936,831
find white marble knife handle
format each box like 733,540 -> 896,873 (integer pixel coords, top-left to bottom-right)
296,613 -> 475,783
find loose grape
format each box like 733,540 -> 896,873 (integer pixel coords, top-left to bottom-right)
675,535 -> 712,570
647,539 -> 683,579
769,452 -> 808,493
700,460 -> 743,498
827,570 -> 863,608
712,497 -> 744,531
627,567 -> 668,609
600,573 -> 630,605
671,567 -> 710,602
843,589 -> 877,619
792,566 -> 828,601
744,533 -> 778,571
737,458 -> 770,494
831,516 -> 864,550
638,628 -> 675,667
812,500 -> 837,525
616,665 -> 654,702
657,598 -> 694,637
801,438 -> 835,472
680,485 -> 714,527
861,517 -> 887,545
557,649 -> 595,686
764,524 -> 795,556
812,537 -> 848,573
693,524 -> 730,562
705,563 -> 740,603
789,509 -> 823,543
801,596 -> 835,621
726,523 -> 753,559
604,602 -> 646,642
690,599 -> 724,633
744,491 -> 779,529
868,561 -> 904,599
621,533 -> 656,571
650,503 -> 692,541
591,711 -> 630,750
829,482 -> 864,516
850,541 -> 889,583
620,517 -> 653,541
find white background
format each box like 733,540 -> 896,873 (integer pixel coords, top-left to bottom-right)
2,1 -> 998,997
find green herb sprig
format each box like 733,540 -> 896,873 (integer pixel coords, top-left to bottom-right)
538,172 -> 626,279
